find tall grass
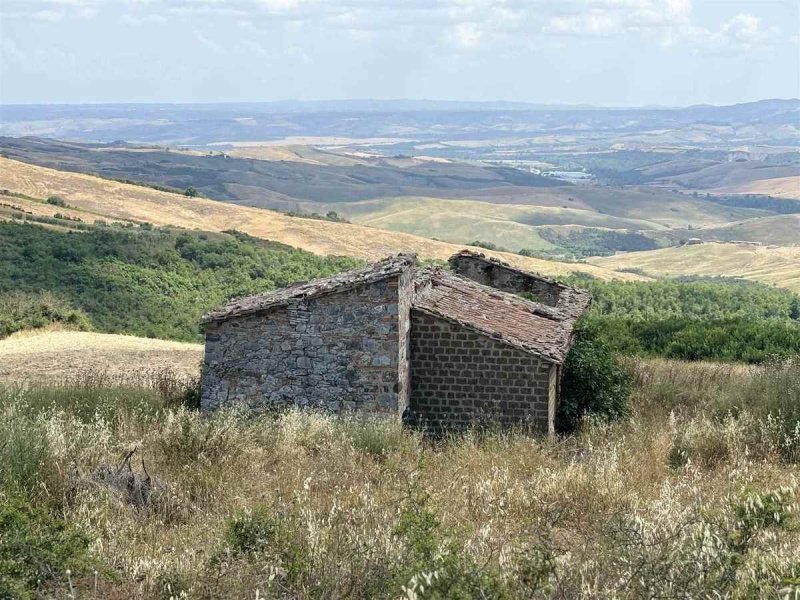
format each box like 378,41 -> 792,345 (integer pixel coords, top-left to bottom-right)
1,361 -> 799,598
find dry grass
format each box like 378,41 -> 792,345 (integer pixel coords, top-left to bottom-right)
1,359 -> 799,598
0,329 -> 202,383
715,175 -> 800,200
588,242 -> 800,292
0,157 -> 644,282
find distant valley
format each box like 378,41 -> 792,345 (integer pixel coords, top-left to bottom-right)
1,98 -> 797,265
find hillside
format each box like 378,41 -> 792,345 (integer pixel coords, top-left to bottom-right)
588,243 -> 800,292
670,214 -> 800,247
0,157 -> 641,282
0,330 -> 202,382
719,175 -> 800,199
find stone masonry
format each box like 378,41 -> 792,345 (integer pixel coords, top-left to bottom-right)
201,256 -> 414,413
200,252 -> 590,433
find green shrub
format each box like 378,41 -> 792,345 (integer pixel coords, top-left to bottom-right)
0,291 -> 91,339
563,277 -> 800,363
45,195 -> 67,207
556,324 -> 633,433
389,504 -> 512,599
0,496 -> 93,599
223,507 -> 280,556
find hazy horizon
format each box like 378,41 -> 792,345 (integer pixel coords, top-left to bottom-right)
2,1 -> 799,107
2,97 -> 798,110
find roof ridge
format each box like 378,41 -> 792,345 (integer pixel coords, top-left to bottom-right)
202,253 -> 416,324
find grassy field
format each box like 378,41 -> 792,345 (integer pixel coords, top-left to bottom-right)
652,214 -> 800,247
588,242 -> 800,293
326,186 -> 768,246
338,196 -> 658,253
0,330 -> 202,382
0,157 -> 641,282
722,175 -> 800,200
1,356 -> 798,598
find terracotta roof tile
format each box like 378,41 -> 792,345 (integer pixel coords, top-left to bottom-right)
412,268 -> 590,364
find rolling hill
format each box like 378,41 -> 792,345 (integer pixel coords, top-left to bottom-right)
717,175 -> 800,200
587,243 -> 800,292
0,157 -> 639,282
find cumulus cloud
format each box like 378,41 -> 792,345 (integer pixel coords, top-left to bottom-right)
1,0 -> 787,55
715,14 -> 778,52
541,0 -> 780,53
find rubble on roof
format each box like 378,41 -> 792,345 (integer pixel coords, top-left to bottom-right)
412,267 -> 590,364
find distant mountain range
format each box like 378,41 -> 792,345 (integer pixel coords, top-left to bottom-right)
1,99 -> 797,146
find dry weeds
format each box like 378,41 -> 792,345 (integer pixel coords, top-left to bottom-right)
1,359 -> 799,598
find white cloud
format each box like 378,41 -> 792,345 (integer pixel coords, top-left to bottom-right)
716,14 -> 778,52
448,22 -> 483,48
540,1 -> 780,54
32,9 -> 67,21
193,30 -> 226,53
1,0 -> 787,57
542,0 -> 692,36
122,13 -> 167,25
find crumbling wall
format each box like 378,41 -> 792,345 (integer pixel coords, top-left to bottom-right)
201,276 -> 407,414
408,310 -> 553,432
449,252 -> 562,306
396,267 -> 414,417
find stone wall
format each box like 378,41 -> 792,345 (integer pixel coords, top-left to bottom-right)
201,276 -> 409,414
396,267 -> 414,417
449,253 -> 562,306
409,310 -> 556,433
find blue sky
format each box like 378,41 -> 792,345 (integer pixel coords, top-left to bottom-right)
1,0 -> 798,106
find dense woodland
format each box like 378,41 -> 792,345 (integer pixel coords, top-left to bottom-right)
573,277 -> 800,363
0,222 -> 358,341
1,221 -> 799,362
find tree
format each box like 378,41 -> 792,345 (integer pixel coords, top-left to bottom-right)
791,297 -> 800,321
556,323 -> 633,433
184,187 -> 198,198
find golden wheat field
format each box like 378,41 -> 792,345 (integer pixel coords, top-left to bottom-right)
0,157 -> 644,282
0,330 -> 203,382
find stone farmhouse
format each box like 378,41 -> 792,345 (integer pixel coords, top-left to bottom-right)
200,251 -> 591,434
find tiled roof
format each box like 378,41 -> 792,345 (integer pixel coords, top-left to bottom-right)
201,254 -> 416,324
412,268 -> 590,364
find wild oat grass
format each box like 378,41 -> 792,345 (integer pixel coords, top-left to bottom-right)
1,360 -> 799,598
